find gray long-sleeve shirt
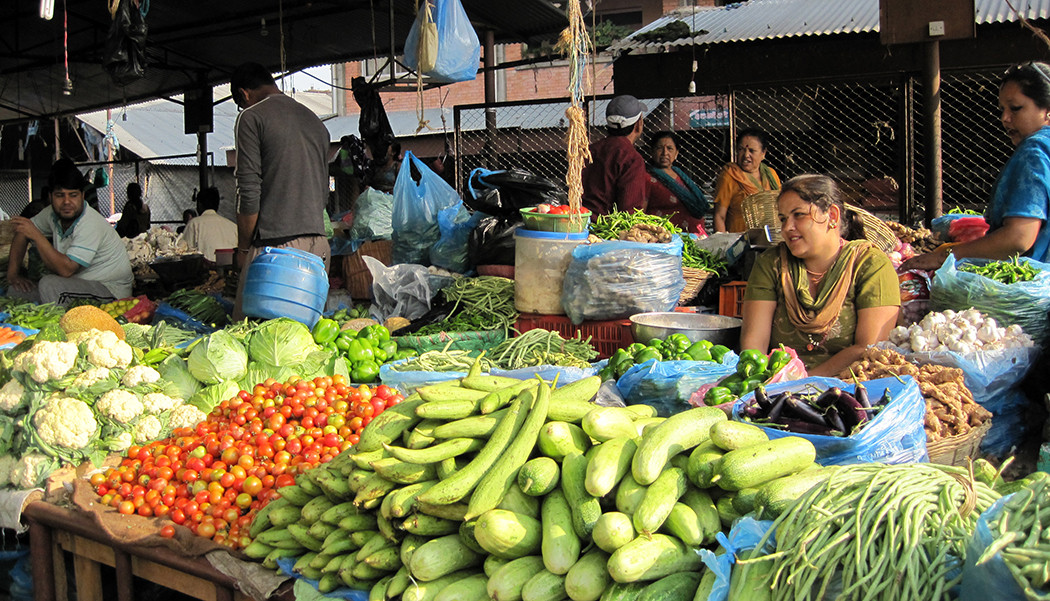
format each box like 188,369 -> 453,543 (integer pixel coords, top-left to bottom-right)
234,93 -> 331,244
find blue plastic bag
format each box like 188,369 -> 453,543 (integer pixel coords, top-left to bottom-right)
562,237 -> 686,325
732,376 -> 928,465
430,202 -> 483,273
277,557 -> 369,601
932,254 -> 1050,342
881,343 -> 1040,456
616,357 -> 738,417
698,517 -> 777,601
403,0 -> 481,83
930,213 -> 975,238
960,495 -> 1027,601
392,151 -> 461,265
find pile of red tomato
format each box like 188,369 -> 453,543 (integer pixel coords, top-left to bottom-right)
89,375 -> 403,549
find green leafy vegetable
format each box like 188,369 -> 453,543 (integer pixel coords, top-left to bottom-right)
157,355 -> 201,400
187,330 -> 248,384
247,318 -> 320,366
189,381 -> 241,413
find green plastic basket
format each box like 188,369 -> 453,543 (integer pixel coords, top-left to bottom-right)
394,329 -> 507,353
519,208 -> 591,233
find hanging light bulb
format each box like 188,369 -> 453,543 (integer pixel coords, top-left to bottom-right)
688,59 -> 698,94
63,78 -> 73,96
39,0 -> 54,20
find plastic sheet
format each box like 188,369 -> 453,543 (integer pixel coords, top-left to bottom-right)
562,237 -> 686,325
960,495 -> 1026,601
364,256 -> 433,323
616,357 -> 738,417
402,0 -> 481,83
277,557 -> 368,601
465,168 -> 568,216
732,376 -> 929,465
468,215 -> 521,266
392,151 -> 461,265
347,187 -> 393,242
931,254 -> 1050,343
876,342 -> 1040,456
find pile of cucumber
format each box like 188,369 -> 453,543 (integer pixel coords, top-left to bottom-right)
243,371 -> 825,601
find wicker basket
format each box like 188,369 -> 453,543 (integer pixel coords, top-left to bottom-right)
344,240 -> 393,299
679,267 -> 712,305
844,203 -> 898,254
926,419 -> 992,467
742,190 -> 782,241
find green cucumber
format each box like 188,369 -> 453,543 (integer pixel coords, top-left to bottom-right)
592,511 -> 635,553
709,420 -> 769,451
522,569 -> 568,601
686,441 -> 724,488
538,421 -> 591,460
561,451 -> 602,540
383,438 -> 484,464
474,508 -> 542,558
408,534 -> 482,581
638,572 -> 702,601
581,407 -> 638,442
431,409 -> 507,439
712,437 -> 817,491
487,556 -> 546,601
585,436 -> 638,497
754,466 -> 837,518
680,488 -> 721,544
614,473 -> 647,515
433,573 -> 489,601
498,483 -> 541,518
564,548 -> 610,601
541,489 -> 581,575
661,502 -> 703,546
633,467 -> 688,535
633,407 -> 727,485
357,396 -> 425,452
518,457 -> 560,496
607,533 -> 703,583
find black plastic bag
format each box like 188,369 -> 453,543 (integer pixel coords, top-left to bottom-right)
468,215 -> 522,266
465,168 -> 568,217
352,77 -> 394,152
103,0 -> 148,86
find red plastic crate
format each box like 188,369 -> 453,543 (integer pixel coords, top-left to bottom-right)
719,281 -> 748,319
515,313 -> 634,360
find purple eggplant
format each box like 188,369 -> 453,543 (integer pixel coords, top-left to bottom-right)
834,392 -> 869,432
767,394 -> 788,422
754,387 -> 773,411
779,417 -> 837,436
784,395 -> 829,426
854,384 -> 871,409
814,387 -> 843,410
825,409 -> 846,433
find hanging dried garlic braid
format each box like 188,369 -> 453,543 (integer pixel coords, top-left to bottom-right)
557,0 -> 593,227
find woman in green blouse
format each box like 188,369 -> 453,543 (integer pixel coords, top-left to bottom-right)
740,175 -> 900,376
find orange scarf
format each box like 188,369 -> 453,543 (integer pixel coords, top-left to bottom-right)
779,240 -> 871,336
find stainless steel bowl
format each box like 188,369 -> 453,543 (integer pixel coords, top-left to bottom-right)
629,312 -> 743,349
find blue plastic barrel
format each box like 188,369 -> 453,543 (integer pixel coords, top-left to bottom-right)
242,247 -> 329,327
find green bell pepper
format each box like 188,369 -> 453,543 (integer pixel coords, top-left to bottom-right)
393,349 -> 418,361
768,347 -> 793,375
381,340 -> 399,361
346,339 -> 375,363
335,331 -> 355,353
741,376 -> 765,394
720,374 -> 744,396
351,359 -> 381,383
626,343 -> 647,356
598,366 -> 616,382
710,345 -> 731,363
704,386 -> 736,406
685,342 -> 712,362
666,333 -> 692,354
736,349 -> 769,379
312,318 -> 340,345
633,348 -> 663,364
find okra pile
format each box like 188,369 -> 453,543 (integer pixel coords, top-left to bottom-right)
241,363 -> 824,601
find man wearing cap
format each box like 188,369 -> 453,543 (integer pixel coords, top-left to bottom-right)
7,158 -> 133,305
582,95 -> 648,215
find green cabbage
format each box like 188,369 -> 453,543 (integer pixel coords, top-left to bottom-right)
157,355 -> 201,400
238,361 -> 298,392
247,318 -> 319,367
187,330 -> 247,385
189,380 -> 241,413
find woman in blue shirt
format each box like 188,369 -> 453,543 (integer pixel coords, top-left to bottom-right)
905,61 -> 1050,269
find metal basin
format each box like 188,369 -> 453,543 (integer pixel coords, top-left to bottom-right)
629,312 -> 743,349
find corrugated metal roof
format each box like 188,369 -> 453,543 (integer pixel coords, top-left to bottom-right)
611,0 -> 1050,52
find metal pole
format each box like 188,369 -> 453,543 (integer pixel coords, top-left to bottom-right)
923,40 -> 943,225
198,131 -> 209,192
389,0 -> 396,81
484,29 -> 497,168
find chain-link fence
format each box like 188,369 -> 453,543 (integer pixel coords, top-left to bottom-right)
453,69 -> 1013,228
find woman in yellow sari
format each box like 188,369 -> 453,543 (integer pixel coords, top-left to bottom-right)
714,128 -> 781,233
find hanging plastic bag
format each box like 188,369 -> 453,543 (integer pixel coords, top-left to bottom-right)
931,254 -> 1050,342
103,0 -> 148,86
351,78 -> 394,151
732,376 -> 928,465
562,237 -> 686,324
469,215 -> 521,266
466,168 -> 569,216
403,0 -> 481,83
391,151 -> 461,265
616,357 -> 738,417
430,202 -> 483,273
347,188 -> 394,242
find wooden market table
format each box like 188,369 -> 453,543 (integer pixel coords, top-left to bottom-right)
22,501 -> 292,601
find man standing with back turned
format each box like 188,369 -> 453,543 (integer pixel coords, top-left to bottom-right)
581,95 -> 648,215
230,62 -> 331,317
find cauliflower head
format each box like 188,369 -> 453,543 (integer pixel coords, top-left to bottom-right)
12,340 -> 80,383
0,454 -> 16,486
34,396 -> 97,449
0,379 -> 26,413
72,367 -> 112,389
143,392 -> 181,414
169,404 -> 208,430
107,432 -> 133,453
96,389 -> 143,425
133,415 -> 164,443
81,330 -> 133,369
10,452 -> 54,489
122,365 -> 161,388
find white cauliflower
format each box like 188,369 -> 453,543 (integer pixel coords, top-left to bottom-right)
96,389 -> 143,424
81,330 -> 133,369
107,432 -> 133,453
71,367 -> 112,389
0,379 -> 26,413
0,454 -> 16,486
12,340 -> 79,383
168,404 -> 208,430
142,392 -> 181,414
122,365 -> 161,388
9,453 -> 53,489
34,396 -> 97,449
133,415 -> 163,443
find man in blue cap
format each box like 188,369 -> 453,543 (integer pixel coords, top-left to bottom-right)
581,95 -> 648,215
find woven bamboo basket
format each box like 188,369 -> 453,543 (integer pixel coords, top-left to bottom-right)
679,267 -> 712,305
742,190 -> 782,241
926,419 -> 992,467
844,203 -> 898,254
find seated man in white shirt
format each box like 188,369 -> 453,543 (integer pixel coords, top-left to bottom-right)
7,158 -> 134,304
183,187 -> 237,262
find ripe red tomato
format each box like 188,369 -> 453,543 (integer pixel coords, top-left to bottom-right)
159,525 -> 176,538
